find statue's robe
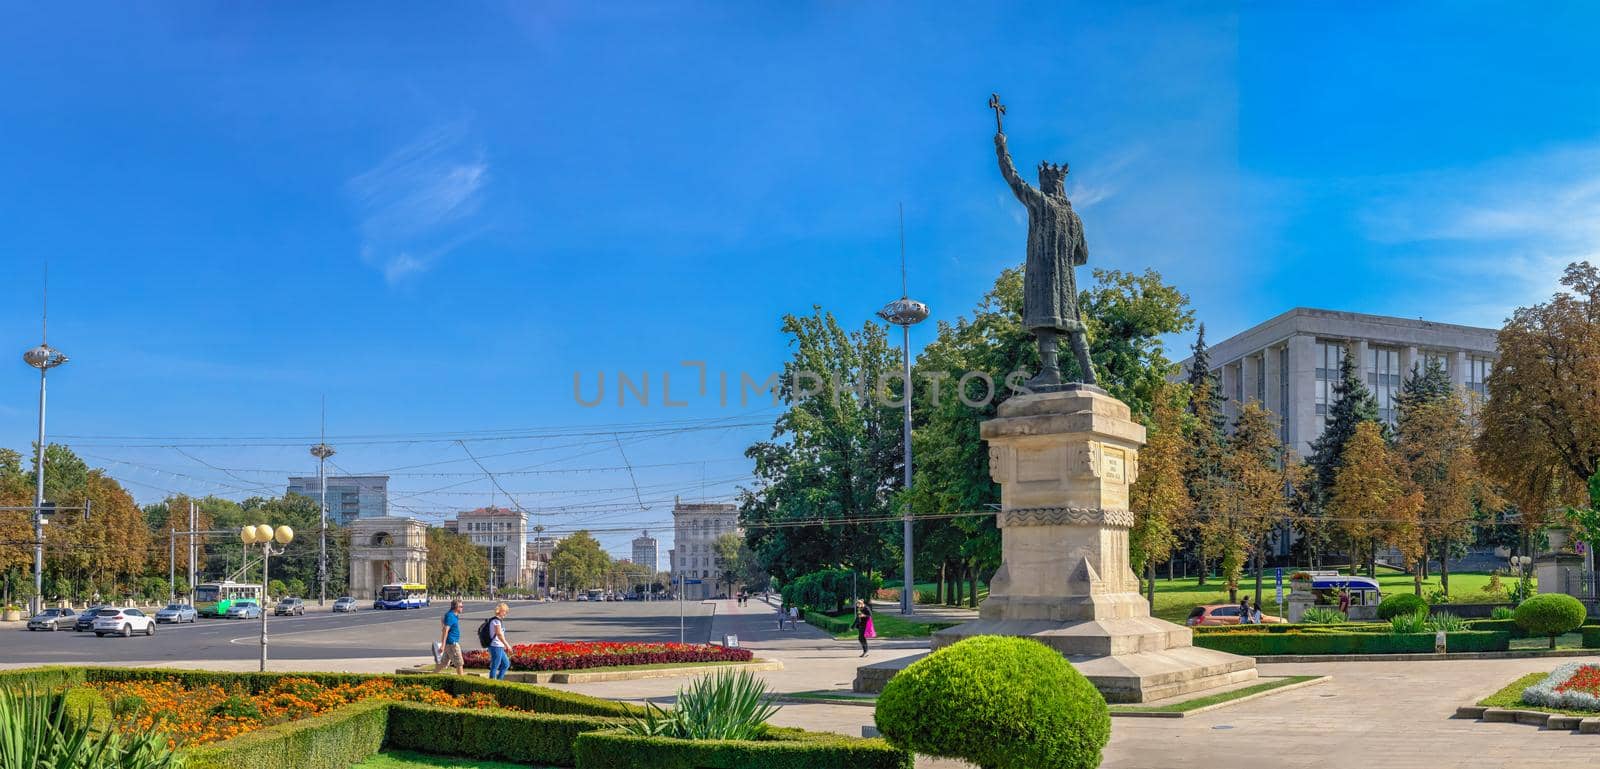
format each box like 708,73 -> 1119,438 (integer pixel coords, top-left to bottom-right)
997,142 -> 1088,334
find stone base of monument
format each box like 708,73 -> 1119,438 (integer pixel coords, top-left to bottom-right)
853,387 -> 1256,703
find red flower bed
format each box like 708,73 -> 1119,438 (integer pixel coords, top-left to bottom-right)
462,641 -> 752,672
1556,664 -> 1600,696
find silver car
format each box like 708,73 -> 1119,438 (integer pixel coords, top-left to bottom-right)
332,596 -> 358,613
155,603 -> 197,624
26,607 -> 76,631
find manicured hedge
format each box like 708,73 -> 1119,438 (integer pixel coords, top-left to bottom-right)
1582,625 -> 1600,649
1190,623 -> 1388,635
386,703 -> 623,767
79,667 -> 641,717
1193,630 -> 1508,656
805,611 -> 856,634
573,727 -> 913,769
183,700 -> 389,769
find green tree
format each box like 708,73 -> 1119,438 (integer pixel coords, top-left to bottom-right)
1306,346 -> 1380,568
426,527 -> 488,595
741,307 -> 903,585
1328,422 -> 1422,578
1211,401 -> 1290,603
1182,326 -> 1229,585
550,531 -> 612,591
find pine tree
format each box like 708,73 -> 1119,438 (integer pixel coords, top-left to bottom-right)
1395,357 -> 1453,423
1306,346 -> 1380,568
1183,325 -> 1227,586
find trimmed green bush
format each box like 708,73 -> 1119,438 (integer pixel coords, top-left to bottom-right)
875,636 -> 1108,769
1581,625 -> 1600,649
1515,593 -> 1587,649
1463,618 -> 1527,638
573,726 -> 912,769
780,569 -> 881,614
803,611 -> 855,634
1376,593 -> 1428,620
182,700 -> 388,769
1193,630 -> 1508,656
386,703 -> 622,767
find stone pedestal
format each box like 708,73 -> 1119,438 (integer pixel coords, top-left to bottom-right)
859,387 -> 1256,703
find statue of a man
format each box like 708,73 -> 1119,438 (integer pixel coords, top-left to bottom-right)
992,99 -> 1096,389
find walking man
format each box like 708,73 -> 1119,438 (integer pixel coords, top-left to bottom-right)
431,599 -> 465,675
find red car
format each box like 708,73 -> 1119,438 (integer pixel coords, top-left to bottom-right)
1186,604 -> 1287,626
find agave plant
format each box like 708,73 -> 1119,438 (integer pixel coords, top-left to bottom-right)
1299,608 -> 1347,625
1389,608 -> 1430,634
1426,611 -> 1466,633
0,685 -> 183,769
620,668 -> 781,741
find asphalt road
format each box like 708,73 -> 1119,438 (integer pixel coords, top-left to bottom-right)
0,599 -> 717,665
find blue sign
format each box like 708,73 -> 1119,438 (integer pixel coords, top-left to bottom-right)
1274,568 -> 1283,603
682,579 -> 703,585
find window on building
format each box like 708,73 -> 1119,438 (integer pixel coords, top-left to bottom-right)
1255,354 -> 1266,404
1467,355 -> 1492,398
1368,346 -> 1401,424
1424,351 -> 1450,378
1278,347 -> 1289,443
1313,341 -> 1346,431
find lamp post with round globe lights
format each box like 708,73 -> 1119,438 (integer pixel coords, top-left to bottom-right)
242,524 -> 294,672
877,295 -> 929,616
23,342 -> 67,617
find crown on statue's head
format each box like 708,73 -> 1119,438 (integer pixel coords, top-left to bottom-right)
1037,161 -> 1069,183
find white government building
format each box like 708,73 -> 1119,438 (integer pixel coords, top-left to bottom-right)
1178,307 -> 1498,459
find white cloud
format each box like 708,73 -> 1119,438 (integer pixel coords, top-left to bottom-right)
1358,142 -> 1600,320
348,122 -> 489,284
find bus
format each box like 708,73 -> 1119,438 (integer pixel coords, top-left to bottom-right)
194,581 -> 263,618
375,583 -> 430,610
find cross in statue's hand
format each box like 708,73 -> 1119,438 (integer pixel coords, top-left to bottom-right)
989,93 -> 1006,133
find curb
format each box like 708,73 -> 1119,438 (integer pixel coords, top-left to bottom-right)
1247,649 -> 1600,663
1454,705 -> 1599,733
395,659 -> 783,684
1110,676 -> 1330,719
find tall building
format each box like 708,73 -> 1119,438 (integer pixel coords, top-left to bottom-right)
1178,308 -> 1498,459
632,530 -> 659,572
671,498 -> 740,600
286,475 -> 389,526
449,506 -> 528,590
528,534 -> 564,561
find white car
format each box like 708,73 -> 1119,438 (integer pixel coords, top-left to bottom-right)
92,607 -> 156,637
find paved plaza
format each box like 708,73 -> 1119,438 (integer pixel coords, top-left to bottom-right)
6,598 -> 1597,767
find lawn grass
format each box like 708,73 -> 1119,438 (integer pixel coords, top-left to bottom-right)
354,750 -> 553,769
1508,632 -> 1584,651
1110,676 -> 1321,714
894,570 -> 1516,624
1476,671 -> 1599,717
1144,570 -> 1516,624
826,613 -> 957,639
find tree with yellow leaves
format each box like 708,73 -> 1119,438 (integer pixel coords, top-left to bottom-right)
1130,381 -> 1192,607
1329,421 -> 1423,582
1210,401 -> 1290,604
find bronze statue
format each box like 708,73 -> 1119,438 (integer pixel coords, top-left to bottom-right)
990,93 -> 1096,388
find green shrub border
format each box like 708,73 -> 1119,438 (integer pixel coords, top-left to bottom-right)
1193,630 -> 1508,656
573,726 -> 913,769
0,666 -> 902,769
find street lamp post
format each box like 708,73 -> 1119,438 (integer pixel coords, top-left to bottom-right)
242,523 -> 294,672
23,342 -> 67,617
878,296 -> 929,616
310,442 -> 334,606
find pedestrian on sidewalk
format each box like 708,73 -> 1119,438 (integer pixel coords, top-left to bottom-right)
431,599 -> 465,675
852,599 -> 874,657
778,602 -> 788,630
487,602 -> 511,680
789,604 -> 800,630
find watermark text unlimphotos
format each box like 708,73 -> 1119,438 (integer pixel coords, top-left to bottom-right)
573,360 -> 1036,409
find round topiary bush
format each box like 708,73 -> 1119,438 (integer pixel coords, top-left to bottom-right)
875,636 -> 1108,769
1377,593 -> 1428,620
1515,593 -> 1587,649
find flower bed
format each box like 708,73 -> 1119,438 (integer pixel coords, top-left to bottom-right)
1523,663 -> 1600,711
88,676 -> 511,748
462,641 -> 752,672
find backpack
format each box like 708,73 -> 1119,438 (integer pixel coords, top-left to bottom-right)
477,619 -> 493,648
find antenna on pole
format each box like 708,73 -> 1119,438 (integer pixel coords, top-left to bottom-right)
898,202 -> 907,297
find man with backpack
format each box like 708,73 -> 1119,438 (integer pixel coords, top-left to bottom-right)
430,599 -> 465,675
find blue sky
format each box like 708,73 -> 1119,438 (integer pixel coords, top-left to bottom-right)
2,3 -> 1597,559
